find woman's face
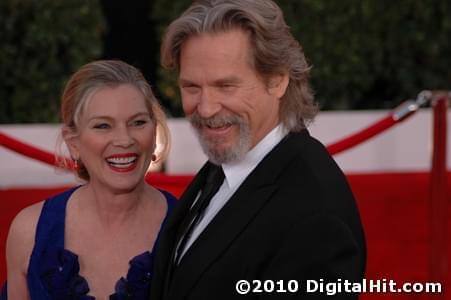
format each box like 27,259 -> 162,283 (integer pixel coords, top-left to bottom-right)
69,84 -> 156,193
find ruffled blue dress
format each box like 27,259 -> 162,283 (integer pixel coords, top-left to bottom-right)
1,186 -> 177,299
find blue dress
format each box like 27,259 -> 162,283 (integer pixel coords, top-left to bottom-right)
1,186 -> 177,300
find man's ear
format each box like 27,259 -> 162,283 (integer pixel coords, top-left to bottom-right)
62,126 -> 80,160
268,72 -> 289,99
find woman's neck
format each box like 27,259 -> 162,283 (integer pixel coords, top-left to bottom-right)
77,181 -> 154,229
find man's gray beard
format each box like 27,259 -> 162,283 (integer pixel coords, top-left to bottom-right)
189,114 -> 251,165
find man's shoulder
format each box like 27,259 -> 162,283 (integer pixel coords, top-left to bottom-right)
265,129 -> 336,174
262,129 -> 353,204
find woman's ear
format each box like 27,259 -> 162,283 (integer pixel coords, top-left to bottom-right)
150,127 -> 158,162
62,126 -> 80,160
268,73 -> 289,99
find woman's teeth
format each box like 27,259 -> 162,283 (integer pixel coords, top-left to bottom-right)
106,156 -> 137,167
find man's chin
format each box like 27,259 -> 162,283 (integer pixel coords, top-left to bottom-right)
198,128 -> 251,164
204,146 -> 232,165
203,142 -> 248,165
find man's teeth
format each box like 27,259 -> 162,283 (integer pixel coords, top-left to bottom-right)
106,156 -> 137,165
208,123 -> 230,129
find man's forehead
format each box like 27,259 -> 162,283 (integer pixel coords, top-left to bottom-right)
179,30 -> 255,74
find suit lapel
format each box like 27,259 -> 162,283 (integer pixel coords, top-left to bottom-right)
169,180 -> 278,297
157,163 -> 210,297
168,130 -> 310,297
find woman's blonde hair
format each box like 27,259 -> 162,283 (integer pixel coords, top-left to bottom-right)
58,60 -> 170,180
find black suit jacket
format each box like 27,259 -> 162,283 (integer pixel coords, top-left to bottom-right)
151,130 -> 366,299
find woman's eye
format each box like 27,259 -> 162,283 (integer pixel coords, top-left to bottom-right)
93,123 -> 110,129
132,119 -> 147,127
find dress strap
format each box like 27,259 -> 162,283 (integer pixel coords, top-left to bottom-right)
34,187 -> 77,249
161,190 -> 178,218
27,186 -> 79,299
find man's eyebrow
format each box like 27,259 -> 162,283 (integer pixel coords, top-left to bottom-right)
179,76 -> 242,85
178,78 -> 196,85
213,76 -> 242,85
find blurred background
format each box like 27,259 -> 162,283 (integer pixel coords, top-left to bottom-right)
0,1 -> 450,299
1,0 -> 450,123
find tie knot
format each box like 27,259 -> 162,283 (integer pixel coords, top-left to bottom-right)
206,164 -> 225,187
173,164 -> 224,265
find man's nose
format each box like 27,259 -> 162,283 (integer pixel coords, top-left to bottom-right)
196,89 -> 222,118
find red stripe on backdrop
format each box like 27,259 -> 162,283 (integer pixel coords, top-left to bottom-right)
0,172 -> 450,299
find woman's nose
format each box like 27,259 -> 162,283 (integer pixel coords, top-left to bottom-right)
112,126 -> 134,147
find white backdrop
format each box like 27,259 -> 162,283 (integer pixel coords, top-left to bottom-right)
1,109 -> 450,188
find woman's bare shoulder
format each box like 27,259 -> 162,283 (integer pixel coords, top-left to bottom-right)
6,201 -> 45,262
5,202 -> 44,300
9,201 -> 44,239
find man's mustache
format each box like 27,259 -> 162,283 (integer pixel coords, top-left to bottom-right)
189,112 -> 244,129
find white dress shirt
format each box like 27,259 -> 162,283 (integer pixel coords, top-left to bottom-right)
178,124 -> 288,260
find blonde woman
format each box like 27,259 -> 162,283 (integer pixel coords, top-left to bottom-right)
3,60 -> 176,299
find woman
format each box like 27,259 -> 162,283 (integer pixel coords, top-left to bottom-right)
3,60 -> 176,299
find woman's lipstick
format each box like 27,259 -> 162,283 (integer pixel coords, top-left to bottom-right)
105,153 -> 138,172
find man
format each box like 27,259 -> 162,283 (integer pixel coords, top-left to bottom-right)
151,0 -> 366,299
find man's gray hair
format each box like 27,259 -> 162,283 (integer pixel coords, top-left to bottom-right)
161,0 -> 318,130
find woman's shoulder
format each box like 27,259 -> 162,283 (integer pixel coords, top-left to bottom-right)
8,201 -> 45,246
7,187 -> 78,262
6,200 -> 45,274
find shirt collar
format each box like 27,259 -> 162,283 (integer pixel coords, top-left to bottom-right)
222,124 -> 288,189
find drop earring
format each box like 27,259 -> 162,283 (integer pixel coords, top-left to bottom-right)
71,156 -> 80,170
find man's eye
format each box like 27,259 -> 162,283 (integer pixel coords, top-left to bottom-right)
219,84 -> 236,91
93,123 -> 110,129
182,85 -> 200,93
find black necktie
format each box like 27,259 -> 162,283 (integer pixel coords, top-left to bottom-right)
174,164 -> 225,264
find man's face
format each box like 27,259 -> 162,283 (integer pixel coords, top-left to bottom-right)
179,29 -> 286,164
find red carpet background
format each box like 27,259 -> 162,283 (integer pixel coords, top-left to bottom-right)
0,172 -> 449,299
